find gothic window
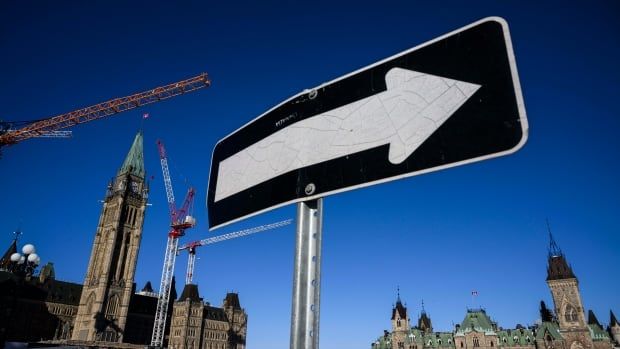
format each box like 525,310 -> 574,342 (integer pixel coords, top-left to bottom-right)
106,295 -> 119,316
564,304 -> 578,322
473,337 -> 480,347
86,292 -> 96,314
490,341 -> 494,347
399,343 -> 404,349
398,319 -> 402,327
461,341 -> 464,348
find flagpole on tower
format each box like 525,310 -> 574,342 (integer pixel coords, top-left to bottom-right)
471,290 -> 478,308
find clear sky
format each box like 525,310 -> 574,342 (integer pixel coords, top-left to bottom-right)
1,1 -> 619,348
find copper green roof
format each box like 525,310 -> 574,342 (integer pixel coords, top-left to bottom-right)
535,322 -> 562,341
371,333 -> 392,349
118,131 -> 145,178
456,309 -> 496,334
496,328 -> 534,346
588,323 -> 611,341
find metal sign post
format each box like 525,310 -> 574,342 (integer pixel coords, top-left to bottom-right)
290,199 -> 323,349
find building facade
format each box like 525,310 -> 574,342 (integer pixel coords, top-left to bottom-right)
168,284 -> 247,349
0,132 -> 247,348
372,235 -> 618,349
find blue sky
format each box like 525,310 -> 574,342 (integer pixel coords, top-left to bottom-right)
1,1 -> 619,348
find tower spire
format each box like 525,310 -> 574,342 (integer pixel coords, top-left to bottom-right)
396,285 -> 401,304
118,131 -> 145,178
611,310 -> 619,326
545,222 -> 576,281
588,310 -> 601,326
421,299 -> 426,314
547,219 -> 562,257
0,227 -> 22,269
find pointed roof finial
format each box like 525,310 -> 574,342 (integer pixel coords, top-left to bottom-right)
421,299 -> 426,313
611,310 -> 619,327
588,310 -> 601,326
547,219 -> 562,257
13,227 -> 22,242
396,285 -> 401,304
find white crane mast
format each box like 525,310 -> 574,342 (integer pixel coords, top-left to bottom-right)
151,140 -> 195,348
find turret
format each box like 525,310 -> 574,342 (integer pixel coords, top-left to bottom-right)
391,288 -> 409,349
418,300 -> 433,333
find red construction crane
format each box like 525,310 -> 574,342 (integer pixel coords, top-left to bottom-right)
0,73 -> 210,148
151,139 -> 196,348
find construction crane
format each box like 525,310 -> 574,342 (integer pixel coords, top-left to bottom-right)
178,219 -> 293,284
151,140 -> 196,348
0,73 -> 210,148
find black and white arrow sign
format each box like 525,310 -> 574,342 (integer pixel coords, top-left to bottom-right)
208,17 -> 528,229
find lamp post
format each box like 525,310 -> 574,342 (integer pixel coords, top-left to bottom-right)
8,243 -> 41,277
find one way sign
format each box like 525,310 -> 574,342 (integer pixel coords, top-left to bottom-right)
208,17 -> 528,229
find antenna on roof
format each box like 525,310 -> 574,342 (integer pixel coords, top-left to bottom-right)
547,219 -> 562,257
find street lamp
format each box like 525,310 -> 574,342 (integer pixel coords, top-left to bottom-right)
9,243 -> 41,277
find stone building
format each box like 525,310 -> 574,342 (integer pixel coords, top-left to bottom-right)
168,284 -> 247,349
0,132 -> 247,348
372,235 -> 617,349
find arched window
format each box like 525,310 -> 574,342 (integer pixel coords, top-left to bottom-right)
491,341 -> 494,347
564,304 -> 578,322
461,341 -> 464,348
86,292 -> 96,314
473,337 -> 480,347
106,295 -> 119,316
398,319 -> 402,327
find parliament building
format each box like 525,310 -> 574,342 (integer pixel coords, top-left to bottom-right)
371,237 -> 619,349
0,132 -> 247,348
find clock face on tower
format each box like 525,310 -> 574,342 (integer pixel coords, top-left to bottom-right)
131,181 -> 139,193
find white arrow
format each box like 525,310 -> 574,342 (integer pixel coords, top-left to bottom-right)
215,67 -> 481,202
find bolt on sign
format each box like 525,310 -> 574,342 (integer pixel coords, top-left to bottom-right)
207,17 -> 528,229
